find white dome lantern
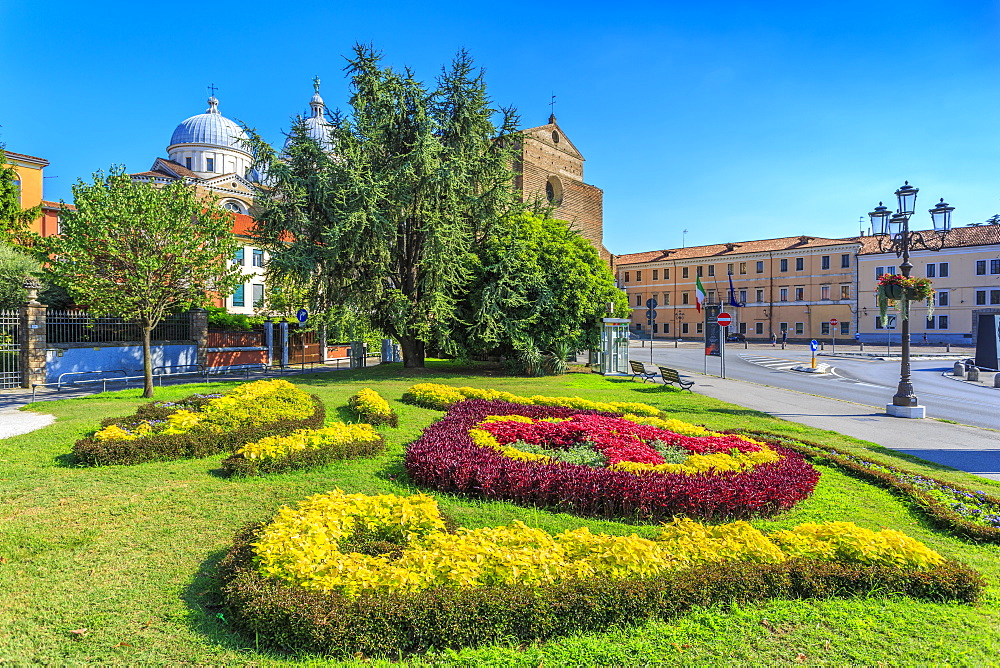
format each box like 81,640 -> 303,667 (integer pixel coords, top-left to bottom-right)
285,76 -> 336,153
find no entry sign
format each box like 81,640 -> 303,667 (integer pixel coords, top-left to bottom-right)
716,312 -> 732,327
830,318 -> 839,326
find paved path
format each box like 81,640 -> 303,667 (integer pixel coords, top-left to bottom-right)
0,408 -> 55,439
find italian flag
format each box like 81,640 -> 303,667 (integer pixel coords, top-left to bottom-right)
695,276 -> 706,312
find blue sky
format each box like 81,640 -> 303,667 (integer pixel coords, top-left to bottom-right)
3,0 -> 999,254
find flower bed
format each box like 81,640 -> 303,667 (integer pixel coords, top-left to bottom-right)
221,423 -> 386,477
348,388 -> 398,427
72,379 -> 325,466
404,399 -> 819,521
733,429 -> 1000,542
216,490 -> 983,658
401,382 -> 663,416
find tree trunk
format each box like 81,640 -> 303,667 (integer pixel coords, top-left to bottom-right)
142,322 -> 154,398
399,336 -> 425,368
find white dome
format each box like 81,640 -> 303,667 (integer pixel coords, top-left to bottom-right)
169,97 -> 250,155
285,79 -> 335,153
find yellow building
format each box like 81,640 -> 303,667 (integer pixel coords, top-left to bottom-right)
615,235 -> 860,342
2,150 -> 48,228
857,225 -> 1000,345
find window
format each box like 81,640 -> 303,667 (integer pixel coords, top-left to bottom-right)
938,315 -> 949,329
795,257 -> 804,271
653,324 -> 658,334
707,290 -> 716,302
224,201 -> 243,214
925,316 -> 935,329
992,259 -> 1000,274
664,268 -> 670,280
795,322 -> 804,335
56,216 -> 63,234
780,259 -> 788,272
624,271 -> 630,283
840,284 -> 851,299
755,322 -> 764,335
976,290 -> 986,305
696,266 -> 703,277
682,267 -> 689,279
636,270 -> 642,281
696,323 -> 704,334
779,322 -> 788,333
821,285 -> 830,300
233,248 -> 244,265
739,289 -> 747,303
252,283 -> 264,307
875,317 -> 883,330
652,269 -> 658,281
739,262 -> 747,275
840,322 -> 849,335
252,249 -> 264,267
682,292 -> 689,304
841,254 -> 851,268
779,287 -> 788,302
662,293 -> 670,305
635,293 -> 643,306
727,263 -> 734,275
663,323 -> 670,333
926,264 -> 935,278
635,323 -> 643,331
993,289 -> 1000,305
739,322 -> 747,334
821,256 -> 830,270
821,322 -> 831,335
937,291 -> 949,307
940,262 -> 949,277
682,323 -> 689,334
708,265 -> 715,277
794,286 -> 804,301
206,157 -> 215,172
232,284 -> 245,307
185,157 -> 192,170
988,289 -> 1000,305
756,261 -> 764,273
976,260 -> 986,276
651,293 -> 659,305
755,289 -> 764,303
876,266 -> 885,278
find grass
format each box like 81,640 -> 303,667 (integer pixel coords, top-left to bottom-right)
1,361 -> 999,665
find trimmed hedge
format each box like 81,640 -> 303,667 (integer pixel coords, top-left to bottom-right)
220,431 -> 386,477
71,395 -> 325,466
404,400 -> 820,521
732,429 -> 1000,543
348,389 -> 399,428
217,522 -> 983,659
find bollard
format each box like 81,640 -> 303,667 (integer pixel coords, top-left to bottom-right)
860,342 -> 865,352
946,343 -> 951,353
953,361 -> 965,377
994,373 -> 1000,388
967,366 -> 980,382
744,340 -> 748,350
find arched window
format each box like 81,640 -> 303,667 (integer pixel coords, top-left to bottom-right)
223,201 -> 244,214
545,176 -> 563,205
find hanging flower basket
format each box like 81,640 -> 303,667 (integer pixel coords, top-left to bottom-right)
876,274 -> 935,325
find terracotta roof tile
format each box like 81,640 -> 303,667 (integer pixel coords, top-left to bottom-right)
157,159 -> 200,179
41,200 -> 75,210
857,225 -> 1000,254
131,170 -> 176,179
615,235 -> 858,265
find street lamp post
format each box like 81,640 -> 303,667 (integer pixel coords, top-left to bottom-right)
868,182 -> 954,419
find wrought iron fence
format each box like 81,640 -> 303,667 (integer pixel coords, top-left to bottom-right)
207,327 -> 265,348
0,310 -> 20,389
46,311 -> 192,344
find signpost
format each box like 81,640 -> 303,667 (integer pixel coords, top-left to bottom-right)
645,298 -> 657,363
829,318 -> 838,353
810,338 -> 819,369
716,312 -> 732,378
296,308 -> 309,324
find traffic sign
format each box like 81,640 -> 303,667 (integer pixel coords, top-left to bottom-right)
296,308 -> 308,324
645,308 -> 657,321
716,312 -> 732,327
645,298 -> 658,309
829,318 -> 839,326
810,339 -> 819,352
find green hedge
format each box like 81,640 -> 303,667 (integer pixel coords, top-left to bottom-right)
216,523 -> 983,659
220,433 -> 386,477
71,395 -> 325,466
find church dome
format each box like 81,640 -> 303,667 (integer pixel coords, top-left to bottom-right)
169,96 -> 250,155
285,78 -> 335,153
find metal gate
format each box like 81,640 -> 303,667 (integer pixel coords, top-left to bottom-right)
0,310 -> 20,389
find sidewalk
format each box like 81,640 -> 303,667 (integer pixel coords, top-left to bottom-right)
686,373 -> 1000,481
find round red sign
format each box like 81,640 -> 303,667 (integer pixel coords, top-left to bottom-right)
830,318 -> 839,326
716,312 -> 732,326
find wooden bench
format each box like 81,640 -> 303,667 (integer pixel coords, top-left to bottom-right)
628,360 -> 658,383
656,365 -> 694,391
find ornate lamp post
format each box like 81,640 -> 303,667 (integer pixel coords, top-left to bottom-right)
868,182 -> 954,418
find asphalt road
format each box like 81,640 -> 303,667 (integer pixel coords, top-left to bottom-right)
632,341 -> 1000,430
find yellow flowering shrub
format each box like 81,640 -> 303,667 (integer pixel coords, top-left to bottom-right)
237,423 -> 382,461
348,388 -> 398,427
610,447 -> 782,475
621,414 -> 721,437
402,382 -> 662,416
93,424 -> 135,441
469,428 -> 551,463
253,492 -> 946,599
769,522 -> 945,569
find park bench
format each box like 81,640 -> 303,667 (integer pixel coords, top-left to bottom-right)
629,360 -> 658,383
656,365 -> 694,392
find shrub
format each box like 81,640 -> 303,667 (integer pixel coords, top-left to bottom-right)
221,425 -> 385,476
72,380 -> 324,466
405,400 -> 819,521
401,382 -> 663,417
348,388 -> 399,427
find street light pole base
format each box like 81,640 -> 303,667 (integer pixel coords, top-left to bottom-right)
886,403 -> 926,419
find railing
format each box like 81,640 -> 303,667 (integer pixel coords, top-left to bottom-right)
207,328 -> 265,348
46,311 -> 192,344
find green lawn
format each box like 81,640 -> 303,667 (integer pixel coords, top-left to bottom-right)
1,363 -> 998,665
